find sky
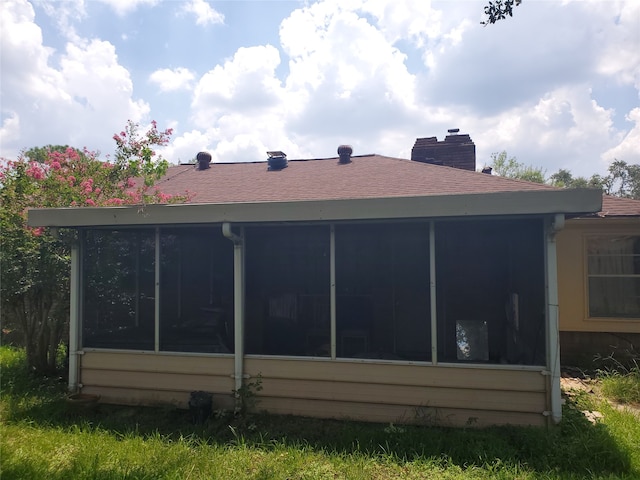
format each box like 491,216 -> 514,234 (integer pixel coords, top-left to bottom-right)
1,0 -> 639,177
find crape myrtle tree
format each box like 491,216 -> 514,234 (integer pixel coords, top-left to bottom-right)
0,120 -> 182,373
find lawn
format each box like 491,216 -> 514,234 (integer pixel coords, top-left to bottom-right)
1,346 -> 638,479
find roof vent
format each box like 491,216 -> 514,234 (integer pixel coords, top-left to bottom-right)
267,151 -> 288,171
481,166 -> 493,175
448,128 -> 460,135
337,145 -> 353,164
196,151 -> 212,170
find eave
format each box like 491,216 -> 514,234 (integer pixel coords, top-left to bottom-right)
28,189 -> 603,228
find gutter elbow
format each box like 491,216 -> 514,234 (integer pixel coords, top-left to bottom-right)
223,222 -> 242,244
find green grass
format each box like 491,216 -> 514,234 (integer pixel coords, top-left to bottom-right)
599,361 -> 640,405
2,345 -> 639,479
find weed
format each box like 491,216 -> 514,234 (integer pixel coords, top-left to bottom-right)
232,373 -> 263,415
597,354 -> 640,404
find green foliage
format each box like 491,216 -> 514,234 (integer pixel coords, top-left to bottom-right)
604,160 -> 640,199
233,374 -> 263,415
481,0 -> 522,26
598,357 -> 640,405
489,152 -> 640,199
489,151 -> 546,183
0,122 -> 181,374
549,168 -> 606,190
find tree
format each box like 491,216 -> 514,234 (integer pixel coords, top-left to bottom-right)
548,168 -> 606,190
549,161 -> 640,200
0,120 -> 183,373
604,160 -> 640,199
489,151 -> 546,183
481,0 -> 522,26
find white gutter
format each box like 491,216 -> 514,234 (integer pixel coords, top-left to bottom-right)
546,213 -> 564,424
68,240 -> 80,392
222,222 -> 245,409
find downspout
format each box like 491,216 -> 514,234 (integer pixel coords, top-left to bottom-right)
546,213 -> 564,424
68,237 -> 80,393
222,222 -> 244,409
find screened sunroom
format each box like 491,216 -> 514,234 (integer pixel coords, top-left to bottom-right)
28,151 -> 603,427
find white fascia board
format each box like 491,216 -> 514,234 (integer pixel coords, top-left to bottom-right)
28,189 -> 603,228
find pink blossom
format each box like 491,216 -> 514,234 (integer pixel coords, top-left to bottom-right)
25,162 -> 45,180
126,178 -> 136,188
31,226 -> 45,237
94,187 -> 101,195
68,176 -> 76,186
85,198 -> 96,206
105,198 -> 124,206
50,161 -> 61,170
80,178 -> 94,194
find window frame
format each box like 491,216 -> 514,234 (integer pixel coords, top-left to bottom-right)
585,233 -> 640,320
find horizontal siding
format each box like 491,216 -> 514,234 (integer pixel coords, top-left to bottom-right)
257,397 -> 547,428
79,352 -> 235,407
244,358 -> 549,427
79,352 -> 549,427
244,358 -> 546,392
257,378 -> 545,413
81,386 -> 236,410
81,351 -> 234,375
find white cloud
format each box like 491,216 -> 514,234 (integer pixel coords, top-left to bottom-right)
182,0 -> 224,26
160,129 -> 212,164
36,0 -> 86,41
603,107 -> 640,165
0,112 -> 21,151
0,0 -> 149,158
96,0 -> 159,16
192,45 -> 284,126
149,67 -> 195,92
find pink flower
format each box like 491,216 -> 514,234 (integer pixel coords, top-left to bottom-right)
85,198 -> 96,206
25,162 -> 45,180
50,161 -> 61,170
68,176 -> 76,186
105,198 -> 124,206
31,227 -> 45,237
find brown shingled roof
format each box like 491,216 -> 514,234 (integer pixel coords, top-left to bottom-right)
157,154 -> 560,204
596,195 -> 640,217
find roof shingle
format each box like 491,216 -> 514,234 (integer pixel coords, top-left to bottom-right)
157,154 -> 560,204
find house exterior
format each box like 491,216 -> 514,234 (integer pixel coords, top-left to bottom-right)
558,196 -> 640,366
28,133 -> 603,427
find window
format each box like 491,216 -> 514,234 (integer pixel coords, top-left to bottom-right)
435,219 -> 546,365
82,229 -> 155,350
335,223 -> 431,361
159,227 -> 234,353
245,225 -> 330,356
587,236 -> 640,318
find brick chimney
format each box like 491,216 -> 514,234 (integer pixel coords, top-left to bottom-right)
411,129 -> 476,171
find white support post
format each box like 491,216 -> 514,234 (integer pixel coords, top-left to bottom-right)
429,221 -> 438,364
68,240 -> 80,392
546,214 -> 564,424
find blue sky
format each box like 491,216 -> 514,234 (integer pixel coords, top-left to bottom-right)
1,0 -> 638,177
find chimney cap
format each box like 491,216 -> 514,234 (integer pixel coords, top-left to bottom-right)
447,128 -> 460,134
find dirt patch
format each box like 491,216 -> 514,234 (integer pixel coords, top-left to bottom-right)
561,371 -> 640,422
